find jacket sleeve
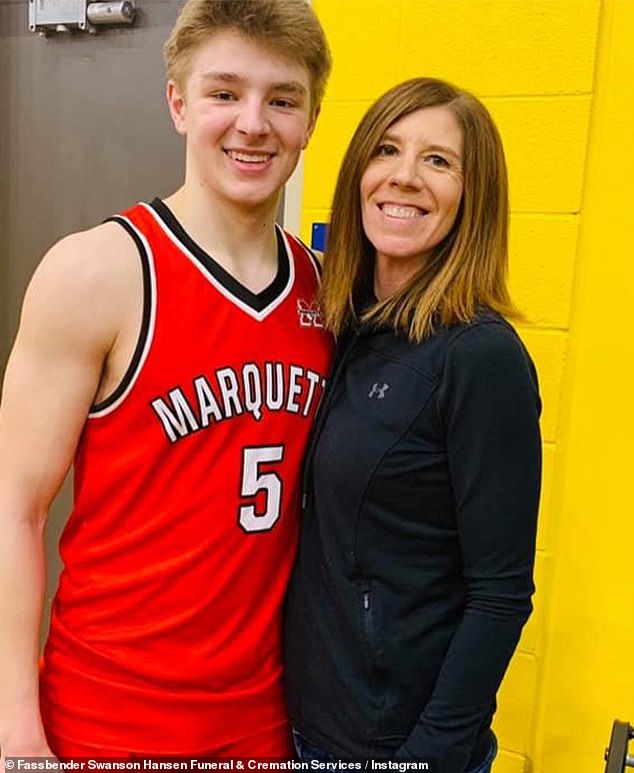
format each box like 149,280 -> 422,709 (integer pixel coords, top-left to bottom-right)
395,321 -> 542,772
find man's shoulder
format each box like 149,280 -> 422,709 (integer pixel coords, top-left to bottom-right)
32,220 -> 139,302
23,220 -> 142,350
46,219 -> 136,273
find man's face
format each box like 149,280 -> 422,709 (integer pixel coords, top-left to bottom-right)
167,30 -> 316,213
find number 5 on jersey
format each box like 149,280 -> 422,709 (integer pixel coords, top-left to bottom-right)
239,445 -> 285,533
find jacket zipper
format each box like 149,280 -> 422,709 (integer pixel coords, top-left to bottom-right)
362,588 -> 374,642
301,327 -> 365,512
362,587 -> 380,682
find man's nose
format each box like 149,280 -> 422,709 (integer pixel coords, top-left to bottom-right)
234,98 -> 271,137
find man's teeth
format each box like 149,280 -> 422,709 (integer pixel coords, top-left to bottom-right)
381,204 -> 424,219
227,150 -> 271,163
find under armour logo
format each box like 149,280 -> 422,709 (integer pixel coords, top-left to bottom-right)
368,382 -> 390,399
297,299 -> 325,328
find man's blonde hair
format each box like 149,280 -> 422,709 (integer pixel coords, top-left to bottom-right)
164,0 -> 331,110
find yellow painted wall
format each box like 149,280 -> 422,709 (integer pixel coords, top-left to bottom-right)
302,1 -> 634,771
533,1 -> 634,770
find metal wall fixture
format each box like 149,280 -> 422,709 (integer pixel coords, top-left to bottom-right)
29,0 -> 136,35
604,720 -> 634,773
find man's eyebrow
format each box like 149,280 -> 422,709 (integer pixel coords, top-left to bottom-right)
270,81 -> 308,95
199,73 -> 307,96
200,71 -> 240,83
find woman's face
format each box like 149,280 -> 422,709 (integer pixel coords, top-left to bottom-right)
360,105 -> 464,288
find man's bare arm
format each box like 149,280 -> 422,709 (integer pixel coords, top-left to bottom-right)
0,224 -> 140,755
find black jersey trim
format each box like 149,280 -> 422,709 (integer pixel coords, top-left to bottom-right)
90,216 -> 154,416
292,233 -> 323,277
148,198 -> 290,314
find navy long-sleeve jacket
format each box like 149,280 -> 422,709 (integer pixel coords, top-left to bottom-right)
284,313 -> 542,773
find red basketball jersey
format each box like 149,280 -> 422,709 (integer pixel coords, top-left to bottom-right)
40,199 -> 334,755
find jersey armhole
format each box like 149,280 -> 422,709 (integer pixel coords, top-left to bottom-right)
90,216 -> 156,417
284,230 -> 323,278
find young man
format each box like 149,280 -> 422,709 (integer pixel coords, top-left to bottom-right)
0,0 -> 331,760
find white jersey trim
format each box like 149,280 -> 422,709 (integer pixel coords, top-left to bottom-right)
89,216 -> 158,419
289,233 -> 322,284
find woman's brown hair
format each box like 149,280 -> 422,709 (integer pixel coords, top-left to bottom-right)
322,77 -> 518,342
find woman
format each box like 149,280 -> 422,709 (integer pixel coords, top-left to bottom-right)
284,78 -> 541,773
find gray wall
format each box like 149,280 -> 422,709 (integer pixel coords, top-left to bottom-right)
0,0 -> 185,630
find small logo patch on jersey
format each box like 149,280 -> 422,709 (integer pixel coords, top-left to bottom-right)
297,299 -> 324,328
368,382 -> 390,399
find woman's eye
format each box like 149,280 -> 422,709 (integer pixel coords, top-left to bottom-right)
375,144 -> 398,157
426,154 -> 450,168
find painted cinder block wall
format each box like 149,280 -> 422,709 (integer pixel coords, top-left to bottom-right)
301,2 -> 634,772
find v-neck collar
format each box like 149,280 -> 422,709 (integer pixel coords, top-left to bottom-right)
146,198 -> 293,320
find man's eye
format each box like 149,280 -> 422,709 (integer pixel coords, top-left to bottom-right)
211,91 -> 236,101
271,98 -> 297,108
375,144 -> 398,157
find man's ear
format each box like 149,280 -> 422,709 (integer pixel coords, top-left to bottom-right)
166,80 -> 187,136
302,104 -> 321,149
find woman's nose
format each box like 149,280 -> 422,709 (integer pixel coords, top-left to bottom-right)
389,155 -> 423,189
